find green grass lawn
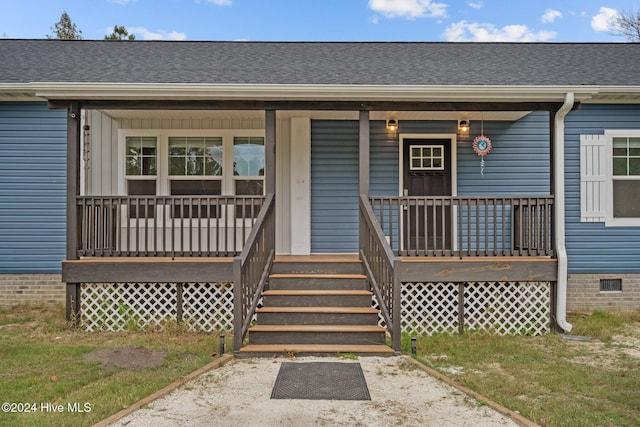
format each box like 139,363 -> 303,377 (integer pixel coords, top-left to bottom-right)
3,305 -> 639,427
0,305 -> 229,427
409,310 -> 640,427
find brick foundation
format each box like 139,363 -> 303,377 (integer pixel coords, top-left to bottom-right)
567,274 -> 640,312
0,274 -> 65,308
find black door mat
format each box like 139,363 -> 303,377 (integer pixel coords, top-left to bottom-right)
271,362 -> 371,401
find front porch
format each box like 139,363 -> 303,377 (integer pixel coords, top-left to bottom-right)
56,99 -> 570,353
62,193 -> 556,353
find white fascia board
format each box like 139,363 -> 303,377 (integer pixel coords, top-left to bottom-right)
0,83 -> 45,101
583,86 -> 640,103
30,82 -> 600,102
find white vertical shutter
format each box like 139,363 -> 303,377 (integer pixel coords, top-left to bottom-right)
580,134 -> 607,222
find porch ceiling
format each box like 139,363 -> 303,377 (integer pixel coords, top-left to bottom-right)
99,109 -> 531,122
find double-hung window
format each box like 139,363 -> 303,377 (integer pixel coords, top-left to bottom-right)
120,130 -> 264,219
612,136 -> 640,218
125,136 -> 157,218
169,136 -> 223,218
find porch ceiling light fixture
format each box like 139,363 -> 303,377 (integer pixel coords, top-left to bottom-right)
386,119 -> 398,132
458,119 -> 470,134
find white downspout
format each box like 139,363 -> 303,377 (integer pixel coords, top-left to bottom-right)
554,92 -> 574,332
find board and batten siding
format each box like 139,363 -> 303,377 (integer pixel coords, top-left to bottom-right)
565,104 -> 640,274
86,111 -> 293,254
0,102 -> 66,273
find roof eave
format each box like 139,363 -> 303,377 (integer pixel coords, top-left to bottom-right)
584,86 -> 640,104
0,83 -> 44,101
28,82 -> 601,103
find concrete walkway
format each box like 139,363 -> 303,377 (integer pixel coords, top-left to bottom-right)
110,356 -> 524,427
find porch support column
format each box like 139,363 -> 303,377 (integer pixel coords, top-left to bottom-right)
359,110 -> 370,195
265,109 -> 276,195
66,102 -> 81,321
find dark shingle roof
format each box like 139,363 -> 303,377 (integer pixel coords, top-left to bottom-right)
1,39 -> 639,86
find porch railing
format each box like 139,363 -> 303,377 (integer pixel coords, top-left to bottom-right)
76,195 -> 267,257
233,193 -> 275,352
369,196 -> 555,257
359,195 -> 401,352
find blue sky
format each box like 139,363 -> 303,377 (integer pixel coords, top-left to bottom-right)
0,0 -> 635,42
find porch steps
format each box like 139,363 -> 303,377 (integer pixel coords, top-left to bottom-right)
238,344 -> 395,356
237,257 -> 393,357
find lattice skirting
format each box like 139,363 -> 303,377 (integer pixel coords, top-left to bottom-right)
80,281 -> 549,335
390,281 -> 551,336
80,282 -> 234,332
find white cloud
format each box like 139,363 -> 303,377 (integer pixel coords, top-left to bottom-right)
591,6 -> 618,32
368,0 -> 447,19
129,27 -> 187,40
208,0 -> 232,5
541,9 -> 562,24
468,1 -> 483,9
443,21 -> 556,42
111,0 -> 136,4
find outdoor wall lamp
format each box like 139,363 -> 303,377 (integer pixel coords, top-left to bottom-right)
386,119 -> 398,133
458,119 -> 470,134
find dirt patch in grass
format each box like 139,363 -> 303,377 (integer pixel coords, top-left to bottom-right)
85,347 -> 168,370
566,320 -> 640,369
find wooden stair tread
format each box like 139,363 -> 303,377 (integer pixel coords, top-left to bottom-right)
238,344 -> 394,354
262,289 -> 372,296
274,255 -> 360,263
269,273 -> 366,279
249,324 -> 386,333
256,306 -> 379,314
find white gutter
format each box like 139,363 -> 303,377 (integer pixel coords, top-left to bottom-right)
28,82 -> 600,102
554,92 -> 574,333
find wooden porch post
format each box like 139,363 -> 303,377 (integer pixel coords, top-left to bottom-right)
392,259 -> 402,352
265,109 -> 276,195
66,103 -> 81,321
359,110 -> 370,195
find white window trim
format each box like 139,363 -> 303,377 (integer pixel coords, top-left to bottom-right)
604,129 -> 640,227
118,128 -> 265,197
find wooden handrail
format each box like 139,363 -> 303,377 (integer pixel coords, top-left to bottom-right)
359,194 -> 401,352
233,193 -> 275,353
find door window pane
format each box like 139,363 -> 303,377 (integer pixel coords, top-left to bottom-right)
409,144 -> 445,171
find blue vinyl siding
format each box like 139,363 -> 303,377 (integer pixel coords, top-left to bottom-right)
0,102 -> 66,273
565,104 -> 640,274
370,113 -> 551,196
369,114 -> 550,253
312,114 -> 550,253
311,120 -> 359,253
